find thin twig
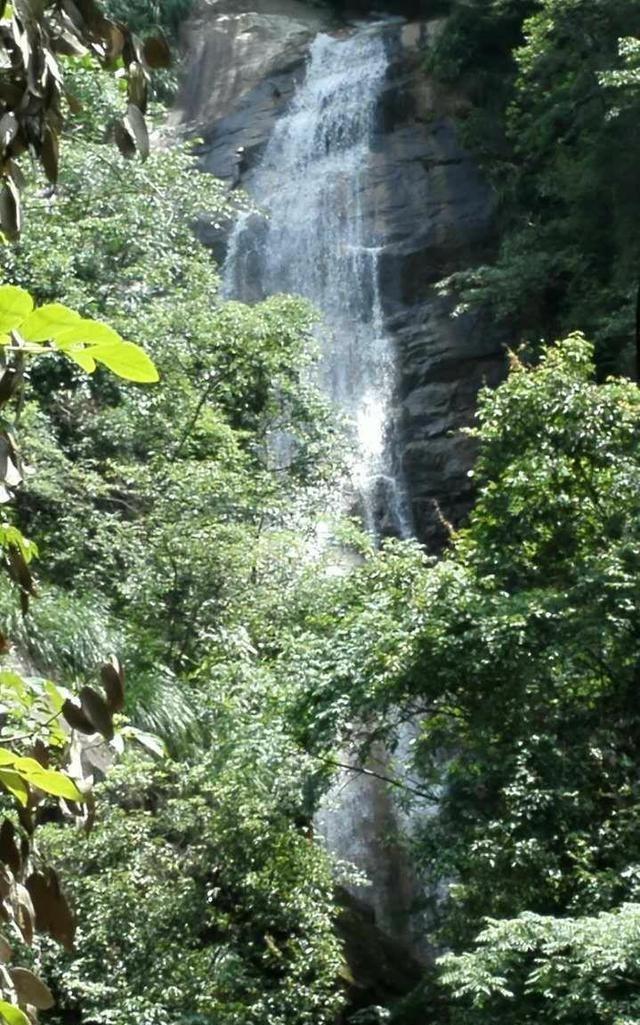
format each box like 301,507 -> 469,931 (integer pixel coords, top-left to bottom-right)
1,710 -> 61,745
319,754 -> 433,801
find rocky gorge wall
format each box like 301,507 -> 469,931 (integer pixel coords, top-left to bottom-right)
173,0 -> 507,548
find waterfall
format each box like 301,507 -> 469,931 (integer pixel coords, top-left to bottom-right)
223,26 -> 410,537
223,23 -> 425,952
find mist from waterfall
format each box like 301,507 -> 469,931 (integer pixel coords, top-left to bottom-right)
223,27 -> 410,537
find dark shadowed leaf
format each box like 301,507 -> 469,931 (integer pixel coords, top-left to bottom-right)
64,88 -> 82,113
26,870 -> 75,950
79,687 -> 114,741
0,179 -> 20,241
15,883 -> 34,945
124,103 -> 149,160
30,741 -> 48,768
104,21 -> 125,62
61,699 -> 95,735
101,657 -> 124,713
40,125 -> 59,183
6,545 -> 34,596
9,968 -> 54,1010
0,821 -> 20,876
143,34 -> 171,69
126,60 -> 147,112
0,371 -> 23,408
114,118 -> 135,159
16,807 -> 34,837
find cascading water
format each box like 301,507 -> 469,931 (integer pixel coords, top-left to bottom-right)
223,23 -> 424,951
223,26 -> 410,537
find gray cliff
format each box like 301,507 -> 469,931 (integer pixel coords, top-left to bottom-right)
174,0 -> 506,548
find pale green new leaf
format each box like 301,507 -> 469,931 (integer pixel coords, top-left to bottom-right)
54,320 -> 120,347
19,302 -> 80,342
0,1000 -> 30,1025
0,286 -> 32,332
88,339 -> 160,383
44,680 -> 65,713
0,768 -> 28,806
12,756 -> 83,801
0,671 -> 29,706
26,767 -> 83,802
62,346 -> 97,373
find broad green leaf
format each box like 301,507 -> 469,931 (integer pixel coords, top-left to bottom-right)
0,286 -> 32,333
123,725 -> 166,758
44,680 -> 65,713
62,347 -> 97,373
13,756 -> 83,801
0,671 -> 28,705
54,319 -> 120,347
88,339 -> 159,383
0,670 -> 27,690
0,747 -> 15,766
19,303 -> 80,342
0,1000 -> 30,1025
0,769 -> 28,807
12,755 -> 47,775
25,768 -> 83,802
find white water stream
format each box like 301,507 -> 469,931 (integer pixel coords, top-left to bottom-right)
223,26 -> 410,537
223,24 -> 424,949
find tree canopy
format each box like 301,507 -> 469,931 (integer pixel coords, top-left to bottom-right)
0,1 -> 639,1024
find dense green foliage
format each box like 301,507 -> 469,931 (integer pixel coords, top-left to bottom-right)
0,126 -> 337,689
1,3 -> 640,1024
100,0 -> 193,98
103,0 -> 193,40
431,0 -> 640,374
0,41 -> 346,1025
281,335 -> 640,1022
440,903 -> 640,1024
40,740 -> 342,1025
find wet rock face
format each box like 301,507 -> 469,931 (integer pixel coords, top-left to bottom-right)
366,23 -> 507,545
175,1 -> 339,181
175,2 -> 507,548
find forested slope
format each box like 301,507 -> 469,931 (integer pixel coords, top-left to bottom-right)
0,2 -> 638,1025
429,0 -> 640,376
0,4 -> 343,1022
